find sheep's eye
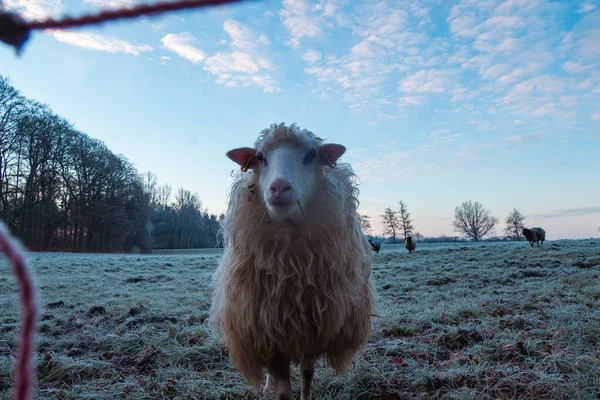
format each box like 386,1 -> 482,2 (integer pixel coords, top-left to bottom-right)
256,152 -> 264,161
303,148 -> 317,165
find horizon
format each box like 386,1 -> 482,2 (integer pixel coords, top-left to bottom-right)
1,0 -> 599,240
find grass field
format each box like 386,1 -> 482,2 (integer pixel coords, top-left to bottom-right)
1,240 -> 600,399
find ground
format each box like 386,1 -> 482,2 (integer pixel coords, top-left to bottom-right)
1,240 -> 600,399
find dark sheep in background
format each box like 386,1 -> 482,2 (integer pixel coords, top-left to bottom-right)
523,227 -> 546,247
405,236 -> 416,253
368,239 -> 381,254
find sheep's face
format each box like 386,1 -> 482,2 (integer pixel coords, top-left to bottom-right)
226,138 -> 345,222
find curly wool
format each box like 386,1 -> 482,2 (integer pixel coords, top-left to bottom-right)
210,124 -> 374,389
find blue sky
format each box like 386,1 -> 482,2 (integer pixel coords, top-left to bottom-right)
1,0 -> 599,239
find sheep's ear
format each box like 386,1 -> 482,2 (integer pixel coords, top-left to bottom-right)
318,143 -> 346,166
226,147 -> 257,169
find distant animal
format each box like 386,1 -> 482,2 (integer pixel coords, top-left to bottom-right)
210,123 -> 374,400
523,227 -> 546,247
368,239 -> 381,253
405,236 -> 416,253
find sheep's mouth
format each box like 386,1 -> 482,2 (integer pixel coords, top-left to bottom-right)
268,201 -> 295,213
266,198 -> 304,219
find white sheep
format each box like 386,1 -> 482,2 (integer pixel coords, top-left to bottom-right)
209,123 -> 374,400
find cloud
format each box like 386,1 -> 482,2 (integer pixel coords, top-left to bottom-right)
302,49 -> 321,64
563,61 -> 587,73
3,0 -> 62,20
162,21 -> 279,93
398,69 -> 456,93
223,19 -> 270,51
504,132 -> 548,145
576,2 -> 597,13
531,207 -> 600,219
296,2 -> 430,112
204,52 -> 261,75
514,119 -> 524,125
592,113 -> 600,121
353,151 -> 415,183
284,0 -> 599,125
82,0 -> 138,8
49,30 -> 153,55
278,0 -> 324,48
203,20 -> 280,93
161,32 -> 206,63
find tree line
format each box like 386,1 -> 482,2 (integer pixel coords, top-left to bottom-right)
0,76 -> 222,252
364,199 -> 528,243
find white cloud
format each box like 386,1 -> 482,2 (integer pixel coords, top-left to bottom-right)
223,19 -> 270,51
504,133 -> 547,144
398,69 -> 456,93
161,33 -> 206,64
532,103 -> 556,117
205,52 -> 260,75
592,113 -> 600,121
563,61 -> 587,73
49,30 -> 152,55
3,0 -> 62,20
514,119 -> 524,125
202,20 -> 280,93
82,0 -> 138,8
397,96 -> 424,107
576,2 -> 597,13
353,151 -> 414,183
302,49 -> 321,64
278,0 -> 324,48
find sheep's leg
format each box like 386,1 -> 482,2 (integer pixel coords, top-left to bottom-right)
266,352 -> 292,400
300,357 -> 316,400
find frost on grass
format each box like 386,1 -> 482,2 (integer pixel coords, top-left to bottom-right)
1,241 -> 600,398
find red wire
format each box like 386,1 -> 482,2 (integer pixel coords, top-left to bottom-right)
0,221 -> 38,400
0,0 -> 255,53
27,0 -> 252,30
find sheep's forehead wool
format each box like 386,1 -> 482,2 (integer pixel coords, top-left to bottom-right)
254,123 -> 324,151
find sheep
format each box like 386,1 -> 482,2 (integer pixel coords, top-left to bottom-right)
209,123 -> 374,400
368,239 -> 381,253
405,236 -> 416,253
522,227 -> 546,247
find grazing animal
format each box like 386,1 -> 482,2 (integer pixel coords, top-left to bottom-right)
209,123 -> 374,400
368,239 -> 381,253
523,227 -> 546,247
405,236 -> 416,253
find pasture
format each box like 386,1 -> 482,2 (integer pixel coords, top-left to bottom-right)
1,240 -> 600,399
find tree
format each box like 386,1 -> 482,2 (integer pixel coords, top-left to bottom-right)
452,201 -> 498,242
397,200 -> 414,239
413,231 -> 424,242
0,75 -> 226,252
360,214 -> 372,235
504,208 -> 526,240
381,206 -> 400,243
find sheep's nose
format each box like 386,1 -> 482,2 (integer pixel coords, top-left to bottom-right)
269,178 -> 292,194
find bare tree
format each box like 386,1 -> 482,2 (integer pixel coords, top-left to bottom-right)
381,206 -> 400,243
360,214 -> 372,236
142,171 -> 159,208
413,231 -> 424,242
397,200 -> 414,239
157,183 -> 172,209
504,208 -> 526,240
453,201 -> 498,242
